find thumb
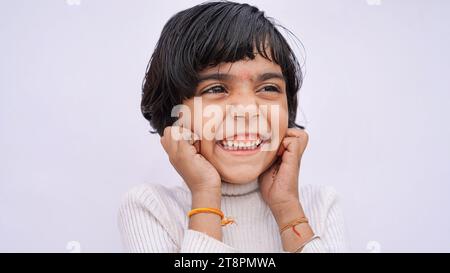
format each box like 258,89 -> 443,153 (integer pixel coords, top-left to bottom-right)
193,140 -> 201,154
277,142 -> 285,156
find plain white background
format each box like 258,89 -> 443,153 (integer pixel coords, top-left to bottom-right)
1,0 -> 449,252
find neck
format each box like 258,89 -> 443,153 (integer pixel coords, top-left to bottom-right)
221,179 -> 259,196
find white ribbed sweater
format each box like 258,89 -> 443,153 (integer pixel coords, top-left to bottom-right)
118,179 -> 348,253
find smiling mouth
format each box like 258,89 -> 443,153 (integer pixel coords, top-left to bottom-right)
215,135 -> 269,153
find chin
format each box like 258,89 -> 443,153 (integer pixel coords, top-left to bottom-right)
211,153 -> 278,184
218,168 -> 261,184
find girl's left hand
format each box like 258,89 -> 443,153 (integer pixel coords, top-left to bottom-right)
258,128 -> 309,215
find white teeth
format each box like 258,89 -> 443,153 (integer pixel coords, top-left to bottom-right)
219,138 -> 263,150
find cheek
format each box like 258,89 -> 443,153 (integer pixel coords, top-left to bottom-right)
267,100 -> 289,141
278,106 -> 289,129
190,105 -> 223,158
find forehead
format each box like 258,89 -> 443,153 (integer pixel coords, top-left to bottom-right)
199,54 -> 282,80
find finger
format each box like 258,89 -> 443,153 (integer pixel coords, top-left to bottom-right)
286,128 -> 309,140
161,126 -> 176,154
177,126 -> 200,144
193,140 -> 201,154
177,126 -> 200,155
285,129 -> 308,152
276,128 -> 308,156
276,142 -> 285,156
189,131 -> 201,145
164,125 -> 184,143
280,137 -> 304,161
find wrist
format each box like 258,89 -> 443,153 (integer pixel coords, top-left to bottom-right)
188,177 -> 221,195
191,188 -> 222,209
189,189 -> 223,241
270,199 -> 305,227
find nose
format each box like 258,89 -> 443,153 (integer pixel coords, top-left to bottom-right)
228,87 -> 257,106
226,88 -> 259,118
231,106 -> 259,121
225,101 -> 260,129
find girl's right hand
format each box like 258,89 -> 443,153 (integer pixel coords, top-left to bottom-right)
160,126 -> 222,195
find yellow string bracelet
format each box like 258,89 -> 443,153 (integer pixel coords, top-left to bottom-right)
188,207 -> 235,226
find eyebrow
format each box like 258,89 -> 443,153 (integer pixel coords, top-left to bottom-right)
197,72 -> 285,83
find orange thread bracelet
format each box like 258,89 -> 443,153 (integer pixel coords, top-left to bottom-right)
279,217 -> 309,238
188,207 -> 235,226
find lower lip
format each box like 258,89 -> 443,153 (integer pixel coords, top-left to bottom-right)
216,141 -> 266,156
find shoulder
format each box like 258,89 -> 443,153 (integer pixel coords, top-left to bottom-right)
117,182 -> 191,251
118,182 -> 191,228
300,184 -> 340,206
300,184 -> 343,233
120,182 -> 191,211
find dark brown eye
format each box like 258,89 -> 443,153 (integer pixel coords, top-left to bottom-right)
260,85 -> 280,93
202,85 -> 226,94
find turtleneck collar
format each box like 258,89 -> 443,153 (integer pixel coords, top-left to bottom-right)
221,179 -> 259,196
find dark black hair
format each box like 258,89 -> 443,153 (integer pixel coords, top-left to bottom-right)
141,1 -> 305,136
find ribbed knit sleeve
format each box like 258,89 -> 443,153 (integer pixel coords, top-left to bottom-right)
299,186 -> 348,253
118,184 -> 239,253
180,229 -> 239,253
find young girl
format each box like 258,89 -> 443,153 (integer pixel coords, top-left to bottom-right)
118,1 -> 348,253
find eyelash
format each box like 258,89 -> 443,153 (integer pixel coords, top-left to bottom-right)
202,85 -> 226,94
201,85 -> 281,94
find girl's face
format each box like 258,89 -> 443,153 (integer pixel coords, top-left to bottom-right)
183,54 -> 289,184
